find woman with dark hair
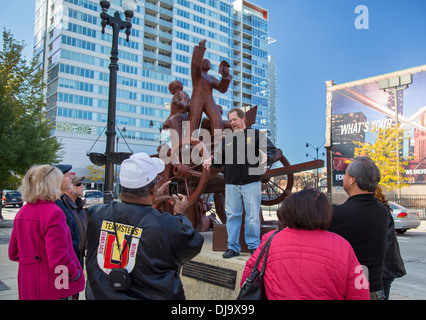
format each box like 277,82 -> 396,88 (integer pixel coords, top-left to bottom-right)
240,188 -> 370,300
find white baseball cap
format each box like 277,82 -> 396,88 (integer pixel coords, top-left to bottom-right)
119,152 -> 165,189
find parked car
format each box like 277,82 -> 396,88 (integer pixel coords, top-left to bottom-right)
389,201 -> 421,234
2,191 -> 24,208
83,190 -> 104,207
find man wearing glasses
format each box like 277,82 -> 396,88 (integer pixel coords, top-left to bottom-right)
85,152 -> 204,300
62,175 -> 88,270
54,164 -> 80,263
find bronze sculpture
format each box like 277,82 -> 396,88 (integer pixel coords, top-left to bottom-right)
154,40 -> 324,239
188,39 -> 232,135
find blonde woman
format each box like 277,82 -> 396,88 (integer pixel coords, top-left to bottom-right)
8,165 -> 85,300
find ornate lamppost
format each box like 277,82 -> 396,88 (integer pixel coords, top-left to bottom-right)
149,120 -> 163,147
99,0 -> 136,203
306,141 -> 325,189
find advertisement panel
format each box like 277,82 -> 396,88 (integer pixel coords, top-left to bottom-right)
326,65 -> 426,187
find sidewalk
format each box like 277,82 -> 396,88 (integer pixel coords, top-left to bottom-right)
0,218 -> 18,299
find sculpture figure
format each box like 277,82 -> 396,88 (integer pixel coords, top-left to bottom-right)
162,80 -> 190,141
188,39 -> 232,136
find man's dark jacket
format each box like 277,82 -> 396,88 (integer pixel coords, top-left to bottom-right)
383,209 -> 406,281
61,194 -> 87,263
85,201 -> 204,300
328,193 -> 388,292
212,128 -> 276,185
55,198 -> 79,257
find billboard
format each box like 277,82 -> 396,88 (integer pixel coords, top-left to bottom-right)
326,65 -> 426,187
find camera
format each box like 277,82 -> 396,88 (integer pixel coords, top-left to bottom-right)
109,268 -> 132,291
169,182 -> 178,196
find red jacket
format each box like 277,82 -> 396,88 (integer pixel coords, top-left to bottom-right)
241,229 -> 370,300
8,200 -> 85,300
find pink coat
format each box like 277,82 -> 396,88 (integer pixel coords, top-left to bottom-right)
241,229 -> 370,300
8,200 -> 85,300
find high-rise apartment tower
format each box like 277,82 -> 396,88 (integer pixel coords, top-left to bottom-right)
34,0 -> 271,181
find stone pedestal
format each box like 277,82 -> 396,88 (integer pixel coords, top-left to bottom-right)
212,224 -> 277,252
180,226 -> 278,300
180,231 -> 248,300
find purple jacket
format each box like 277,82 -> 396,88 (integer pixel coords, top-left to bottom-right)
8,200 -> 85,300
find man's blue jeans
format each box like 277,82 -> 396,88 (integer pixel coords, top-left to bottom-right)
225,181 -> 261,253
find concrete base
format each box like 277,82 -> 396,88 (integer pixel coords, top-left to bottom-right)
180,231 -> 250,300
212,224 -> 278,252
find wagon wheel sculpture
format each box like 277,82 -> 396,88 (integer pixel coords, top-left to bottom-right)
261,150 -> 294,206
153,137 -> 211,224
165,137 -> 210,206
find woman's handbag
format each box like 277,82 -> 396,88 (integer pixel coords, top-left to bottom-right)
237,230 -> 279,300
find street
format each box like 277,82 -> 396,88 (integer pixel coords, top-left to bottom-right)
1,206 -> 426,300
390,221 -> 426,299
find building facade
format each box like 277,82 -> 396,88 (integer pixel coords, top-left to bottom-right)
267,54 -> 277,146
34,0 -> 271,180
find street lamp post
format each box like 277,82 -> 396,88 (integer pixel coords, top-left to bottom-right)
99,0 -> 136,203
149,120 -> 163,147
115,126 -> 126,195
379,74 -> 412,200
306,142 -> 325,188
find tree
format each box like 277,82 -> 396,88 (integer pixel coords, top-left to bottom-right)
86,165 -> 105,182
353,124 -> 410,191
0,30 -> 63,191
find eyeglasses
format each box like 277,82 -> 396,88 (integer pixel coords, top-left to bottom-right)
74,182 -> 82,187
44,167 -> 55,178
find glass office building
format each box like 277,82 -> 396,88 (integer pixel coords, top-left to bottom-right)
34,0 -> 271,177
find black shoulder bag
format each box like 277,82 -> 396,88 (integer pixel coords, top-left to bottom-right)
237,230 -> 279,300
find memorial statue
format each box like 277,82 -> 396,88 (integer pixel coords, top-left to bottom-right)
155,40 -> 322,239
188,39 -> 232,135
162,79 -> 190,141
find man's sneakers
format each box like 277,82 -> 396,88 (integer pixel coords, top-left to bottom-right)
223,249 -> 239,259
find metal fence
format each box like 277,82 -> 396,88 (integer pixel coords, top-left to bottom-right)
328,193 -> 426,219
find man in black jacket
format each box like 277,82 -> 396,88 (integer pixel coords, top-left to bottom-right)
62,175 -> 87,269
328,156 -> 388,300
54,164 -> 80,259
85,153 -> 204,300
203,108 -> 276,258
